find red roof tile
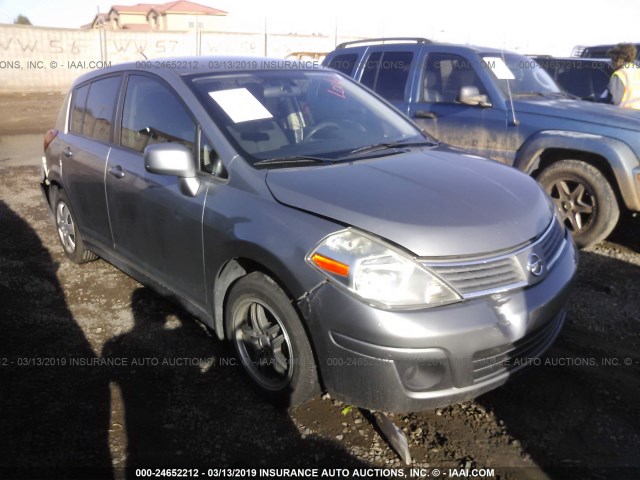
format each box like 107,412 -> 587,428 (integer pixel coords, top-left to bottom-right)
150,1 -> 227,15
111,1 -> 227,16
111,3 -> 156,13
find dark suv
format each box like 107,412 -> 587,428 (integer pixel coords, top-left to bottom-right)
578,43 -> 640,60
325,38 -> 640,247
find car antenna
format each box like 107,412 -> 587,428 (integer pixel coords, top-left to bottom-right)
502,49 -> 520,126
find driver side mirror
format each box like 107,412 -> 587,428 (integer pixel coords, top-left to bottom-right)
458,86 -> 492,108
144,143 -> 201,197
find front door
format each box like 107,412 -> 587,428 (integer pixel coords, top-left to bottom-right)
408,52 -> 510,163
105,73 -> 206,304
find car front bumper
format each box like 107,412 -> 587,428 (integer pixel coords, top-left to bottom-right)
299,231 -> 578,413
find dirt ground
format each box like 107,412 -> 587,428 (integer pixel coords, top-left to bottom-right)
0,95 -> 639,480
0,93 -> 66,135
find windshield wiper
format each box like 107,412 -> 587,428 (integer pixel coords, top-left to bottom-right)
341,139 -> 438,158
254,155 -> 334,166
546,91 -> 580,100
513,92 -> 547,97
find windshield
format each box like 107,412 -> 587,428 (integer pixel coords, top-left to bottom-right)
481,53 -> 562,97
187,70 -> 428,165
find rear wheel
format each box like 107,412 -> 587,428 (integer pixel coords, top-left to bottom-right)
226,272 -> 320,407
537,160 -> 619,248
51,186 -> 98,264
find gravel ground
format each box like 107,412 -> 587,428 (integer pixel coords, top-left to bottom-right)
0,96 -> 639,480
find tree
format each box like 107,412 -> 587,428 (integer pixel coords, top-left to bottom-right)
14,14 -> 32,25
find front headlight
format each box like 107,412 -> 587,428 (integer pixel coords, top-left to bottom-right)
306,229 -> 462,309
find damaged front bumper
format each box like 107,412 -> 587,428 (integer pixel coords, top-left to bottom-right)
298,231 -> 578,413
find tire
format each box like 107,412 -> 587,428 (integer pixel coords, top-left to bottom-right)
225,272 -> 320,407
537,160 -> 619,248
51,186 -> 98,264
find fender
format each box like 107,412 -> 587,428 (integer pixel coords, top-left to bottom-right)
514,130 -> 640,211
212,259 -> 247,340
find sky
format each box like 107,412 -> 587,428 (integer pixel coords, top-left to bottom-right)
0,0 -> 638,56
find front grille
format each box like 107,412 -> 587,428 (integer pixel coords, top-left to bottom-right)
423,219 -> 566,298
539,218 -> 565,267
471,312 -> 565,381
428,257 -> 525,296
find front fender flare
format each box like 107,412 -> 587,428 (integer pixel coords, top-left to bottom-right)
514,130 -> 640,211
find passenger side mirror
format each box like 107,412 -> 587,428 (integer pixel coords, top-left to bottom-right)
144,143 -> 200,196
458,86 -> 492,107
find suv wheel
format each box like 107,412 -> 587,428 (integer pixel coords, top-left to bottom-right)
51,186 -> 98,263
225,272 -> 320,407
537,160 -> 619,248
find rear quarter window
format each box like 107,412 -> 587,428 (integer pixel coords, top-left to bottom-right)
327,53 -> 359,76
69,84 -> 89,134
360,51 -> 414,101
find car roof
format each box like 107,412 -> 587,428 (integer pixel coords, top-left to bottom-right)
530,56 -> 611,62
69,55 -> 328,86
332,38 -> 520,56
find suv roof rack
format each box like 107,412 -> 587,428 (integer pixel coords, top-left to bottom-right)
336,37 -> 432,49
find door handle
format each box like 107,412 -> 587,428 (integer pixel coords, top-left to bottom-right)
415,110 -> 438,119
63,147 -> 73,158
108,165 -> 125,179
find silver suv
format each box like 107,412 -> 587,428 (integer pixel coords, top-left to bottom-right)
41,57 -> 578,412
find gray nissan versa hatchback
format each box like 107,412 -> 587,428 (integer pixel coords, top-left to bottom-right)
41,57 -> 578,412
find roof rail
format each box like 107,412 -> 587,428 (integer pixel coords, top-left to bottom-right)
336,37 -> 432,49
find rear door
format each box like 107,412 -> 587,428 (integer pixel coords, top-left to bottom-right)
105,73 -> 206,304
61,75 -> 122,249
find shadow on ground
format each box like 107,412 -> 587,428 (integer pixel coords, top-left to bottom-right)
0,193 -> 371,479
0,200 -> 113,479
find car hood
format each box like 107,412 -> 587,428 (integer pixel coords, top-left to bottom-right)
265,148 -> 553,257
513,98 -> 640,131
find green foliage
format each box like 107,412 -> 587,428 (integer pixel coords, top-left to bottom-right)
14,14 -> 32,25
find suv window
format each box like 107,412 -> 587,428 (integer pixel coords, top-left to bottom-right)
423,53 -> 487,103
121,75 -> 196,153
82,76 -> 122,142
69,84 -> 89,134
361,51 -> 414,100
327,53 -> 358,76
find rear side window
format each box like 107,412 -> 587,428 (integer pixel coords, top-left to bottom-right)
327,53 -> 359,76
360,51 -> 414,101
82,76 -> 122,142
69,84 -> 89,134
120,75 -> 196,153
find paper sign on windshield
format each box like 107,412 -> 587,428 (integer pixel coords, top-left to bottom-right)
208,88 -> 273,123
482,57 -> 515,80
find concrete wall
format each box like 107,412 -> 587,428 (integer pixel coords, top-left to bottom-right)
0,24 -> 356,93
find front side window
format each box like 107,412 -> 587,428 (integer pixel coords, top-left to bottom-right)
120,75 -> 196,153
422,53 -> 488,103
82,76 -> 121,142
186,70 -> 426,165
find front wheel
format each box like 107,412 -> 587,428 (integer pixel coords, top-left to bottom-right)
537,160 -> 619,248
225,272 -> 320,407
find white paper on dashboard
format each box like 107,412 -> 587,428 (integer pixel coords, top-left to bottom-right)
482,57 -> 516,80
208,88 -> 273,123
